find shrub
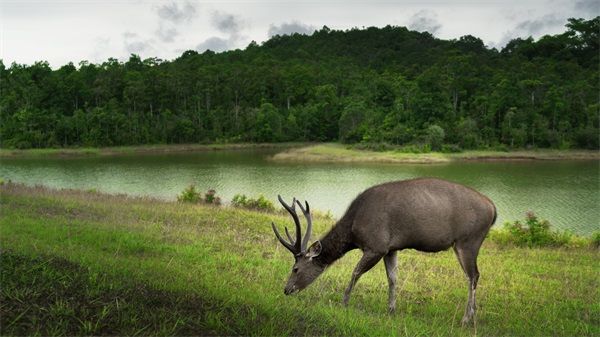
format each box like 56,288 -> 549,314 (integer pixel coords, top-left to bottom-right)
426,125 -> 445,151
592,232 -> 600,249
177,185 -> 221,205
177,185 -> 202,203
497,211 -> 589,248
231,194 -> 275,212
441,144 -> 463,153
205,189 -> 221,205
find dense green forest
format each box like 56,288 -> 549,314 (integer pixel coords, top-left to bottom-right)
1,17 -> 598,149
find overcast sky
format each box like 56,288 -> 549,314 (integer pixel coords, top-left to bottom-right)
1,0 -> 598,67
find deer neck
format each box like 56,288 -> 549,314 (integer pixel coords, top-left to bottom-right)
315,222 -> 354,267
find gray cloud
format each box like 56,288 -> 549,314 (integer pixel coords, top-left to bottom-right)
497,14 -> 566,48
515,14 -> 564,35
408,10 -> 441,35
195,11 -> 247,53
156,1 -> 197,24
574,0 -> 600,15
196,36 -> 230,52
156,23 -> 178,43
123,32 -> 154,55
268,21 -> 316,37
211,11 -> 244,35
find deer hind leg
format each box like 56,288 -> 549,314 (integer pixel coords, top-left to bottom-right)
384,251 -> 398,313
343,250 -> 384,307
453,243 -> 481,325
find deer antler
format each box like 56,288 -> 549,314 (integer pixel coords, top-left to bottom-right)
272,195 -> 312,255
296,199 -> 312,252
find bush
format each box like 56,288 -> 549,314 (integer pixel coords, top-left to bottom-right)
441,144 -> 463,153
231,194 -> 275,212
205,189 -> 221,205
592,232 -> 600,249
426,125 -> 445,151
498,211 -> 585,248
177,185 -> 202,203
177,185 -> 220,205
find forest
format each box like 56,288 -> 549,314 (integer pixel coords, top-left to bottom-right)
0,17 -> 598,150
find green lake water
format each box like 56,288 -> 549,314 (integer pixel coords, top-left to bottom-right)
1,149 -> 598,235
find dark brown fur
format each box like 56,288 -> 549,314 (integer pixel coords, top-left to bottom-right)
277,178 -> 496,324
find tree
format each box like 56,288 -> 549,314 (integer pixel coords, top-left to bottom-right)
426,124 -> 445,151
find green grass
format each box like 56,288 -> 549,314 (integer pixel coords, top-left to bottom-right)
0,142 -> 305,158
1,183 -> 598,336
271,143 -> 600,164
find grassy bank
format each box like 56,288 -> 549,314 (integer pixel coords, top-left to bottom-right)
0,143 -> 305,158
1,183 -> 598,336
271,143 -> 600,164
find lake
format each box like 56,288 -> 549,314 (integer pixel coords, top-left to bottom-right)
1,149 -> 598,235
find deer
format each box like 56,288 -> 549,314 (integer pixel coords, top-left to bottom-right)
271,178 -> 497,324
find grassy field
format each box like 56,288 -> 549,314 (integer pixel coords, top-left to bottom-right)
0,143 -> 304,158
1,183 -> 598,336
271,143 -> 600,164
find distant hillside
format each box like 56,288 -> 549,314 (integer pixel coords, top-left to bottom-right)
1,17 -> 598,149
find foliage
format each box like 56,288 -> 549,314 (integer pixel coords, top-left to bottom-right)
177,185 -> 202,203
204,189 -> 221,205
495,211 -> 588,248
177,185 -> 220,205
231,194 -> 275,212
591,232 -> 600,249
1,18 -> 598,150
426,125 -> 445,151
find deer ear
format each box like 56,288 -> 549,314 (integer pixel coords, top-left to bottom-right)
306,240 -> 322,258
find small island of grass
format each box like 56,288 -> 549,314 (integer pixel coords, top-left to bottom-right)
271,143 -> 600,164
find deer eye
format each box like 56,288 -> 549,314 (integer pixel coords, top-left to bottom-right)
292,267 -> 299,273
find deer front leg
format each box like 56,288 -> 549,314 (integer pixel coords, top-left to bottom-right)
343,251 -> 384,306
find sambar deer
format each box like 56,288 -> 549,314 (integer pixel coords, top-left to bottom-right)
271,178 -> 496,324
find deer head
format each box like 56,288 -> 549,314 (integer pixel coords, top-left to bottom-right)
272,195 -> 325,295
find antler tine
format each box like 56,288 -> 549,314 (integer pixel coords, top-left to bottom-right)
296,199 -> 312,252
278,195 -> 302,253
284,226 -> 295,244
271,222 -> 296,254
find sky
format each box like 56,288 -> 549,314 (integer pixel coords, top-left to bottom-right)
1,0 -> 598,68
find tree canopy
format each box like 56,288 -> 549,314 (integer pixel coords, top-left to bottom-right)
1,17 -> 598,149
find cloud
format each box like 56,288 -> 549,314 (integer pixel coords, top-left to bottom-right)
156,24 -> 178,43
196,36 -> 230,52
574,0 -> 600,15
211,11 -> 244,36
123,32 -> 155,55
268,21 -> 316,37
497,14 -> 566,48
408,10 -> 441,35
514,14 -> 564,35
194,11 -> 247,53
156,1 -> 197,24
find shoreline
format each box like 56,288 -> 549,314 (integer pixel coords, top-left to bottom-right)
270,143 -> 600,164
1,142 -> 598,163
0,142 -> 306,158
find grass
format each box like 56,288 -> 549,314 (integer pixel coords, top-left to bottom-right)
1,183 -> 598,336
0,142 -> 305,158
271,143 -> 600,164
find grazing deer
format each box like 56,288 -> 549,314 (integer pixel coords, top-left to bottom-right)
271,178 -> 496,324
